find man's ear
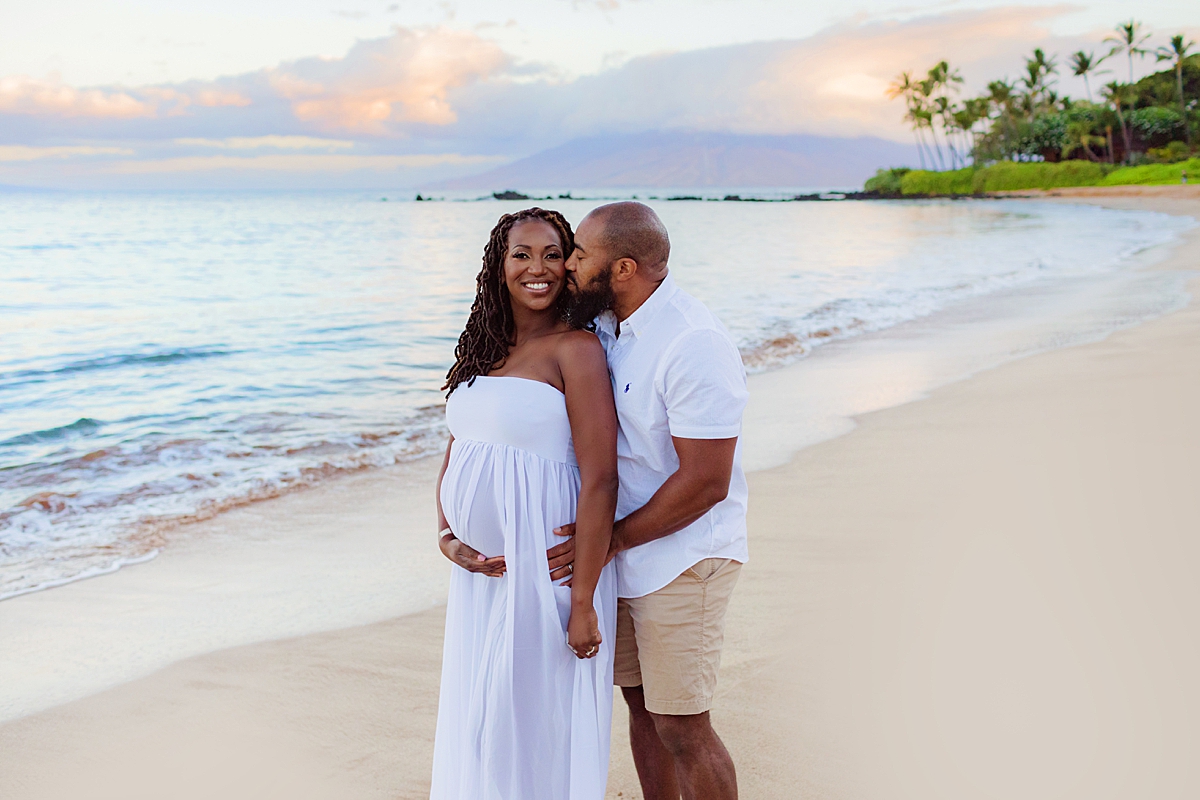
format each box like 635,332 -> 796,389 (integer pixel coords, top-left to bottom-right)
612,257 -> 639,282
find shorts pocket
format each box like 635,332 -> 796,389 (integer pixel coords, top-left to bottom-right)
685,558 -> 727,582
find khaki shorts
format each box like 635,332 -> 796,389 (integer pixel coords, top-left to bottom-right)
613,558 -> 742,715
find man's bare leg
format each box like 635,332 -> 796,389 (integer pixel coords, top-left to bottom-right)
650,710 -> 737,800
622,686 -> 681,800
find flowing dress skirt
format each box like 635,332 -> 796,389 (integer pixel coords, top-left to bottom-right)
431,377 -> 616,800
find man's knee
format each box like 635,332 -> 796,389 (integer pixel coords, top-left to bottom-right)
622,686 -> 655,721
649,711 -> 713,757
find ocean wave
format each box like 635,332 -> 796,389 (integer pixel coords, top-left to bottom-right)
0,403 -> 449,599
0,549 -> 159,602
0,347 -> 234,388
0,417 -> 103,448
738,272 -> 1029,372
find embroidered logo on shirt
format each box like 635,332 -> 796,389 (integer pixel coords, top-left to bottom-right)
624,383 -> 631,393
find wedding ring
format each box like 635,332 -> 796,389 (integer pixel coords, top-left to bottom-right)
585,645 -> 597,657
566,563 -> 573,573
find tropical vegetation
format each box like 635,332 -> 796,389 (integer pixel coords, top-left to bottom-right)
869,20 -> 1199,195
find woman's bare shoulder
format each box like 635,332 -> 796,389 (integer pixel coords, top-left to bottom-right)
554,328 -> 605,358
551,329 -> 607,381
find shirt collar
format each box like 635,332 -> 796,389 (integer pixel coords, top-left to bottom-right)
596,310 -> 618,339
616,272 -> 677,340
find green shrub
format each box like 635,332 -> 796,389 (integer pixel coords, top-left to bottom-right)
869,154 -> 1197,196
1102,157 -> 1200,185
899,167 -> 976,195
864,167 -> 910,196
1148,141 -> 1192,163
1018,113 -> 1068,157
972,160 -> 1111,192
1128,106 -> 1186,147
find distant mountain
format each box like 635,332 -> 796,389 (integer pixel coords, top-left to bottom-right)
426,132 -> 917,191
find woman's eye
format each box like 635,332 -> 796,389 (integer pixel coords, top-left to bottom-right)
546,252 -> 561,260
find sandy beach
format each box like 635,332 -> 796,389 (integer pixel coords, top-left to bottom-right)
2,187 -> 1198,799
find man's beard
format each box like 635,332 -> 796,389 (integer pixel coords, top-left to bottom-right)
566,264 -> 616,329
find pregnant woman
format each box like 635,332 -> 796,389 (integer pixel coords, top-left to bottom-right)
430,208 -> 619,799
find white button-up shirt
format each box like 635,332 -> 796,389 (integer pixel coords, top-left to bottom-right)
595,273 -> 749,599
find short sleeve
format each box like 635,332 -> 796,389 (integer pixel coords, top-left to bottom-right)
660,328 -> 748,439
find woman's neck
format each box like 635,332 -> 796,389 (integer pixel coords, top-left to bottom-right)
510,305 -> 562,347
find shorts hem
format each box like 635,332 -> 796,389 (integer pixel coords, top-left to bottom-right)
644,696 -> 714,716
614,672 -> 643,689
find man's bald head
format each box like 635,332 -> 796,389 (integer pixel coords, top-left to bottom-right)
587,201 -> 670,277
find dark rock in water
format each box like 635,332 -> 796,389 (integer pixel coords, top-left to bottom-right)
666,195 -> 703,201
558,192 -> 572,199
723,194 -> 742,201
414,194 -> 424,201
791,191 -> 884,201
493,190 -> 531,200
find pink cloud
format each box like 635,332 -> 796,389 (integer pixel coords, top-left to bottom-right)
192,90 -> 252,108
0,76 -> 251,120
0,75 -> 153,118
0,26 -> 505,129
748,6 -> 1086,137
265,27 -> 508,132
525,6 -> 1107,143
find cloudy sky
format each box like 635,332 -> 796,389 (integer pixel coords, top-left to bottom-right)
2,0 -> 1196,189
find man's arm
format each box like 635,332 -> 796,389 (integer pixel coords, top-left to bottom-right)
549,436 -> 736,579
549,325 -> 746,579
609,436 -> 736,557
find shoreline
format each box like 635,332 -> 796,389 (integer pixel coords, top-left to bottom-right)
4,193 -> 1188,607
1,189 -> 1198,797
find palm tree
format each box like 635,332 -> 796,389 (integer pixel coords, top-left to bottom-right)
983,79 -> 1021,160
927,61 -> 964,167
957,96 -> 990,162
987,79 -> 1016,112
1156,34 -> 1196,146
1101,81 -> 1135,163
887,70 -> 931,169
1021,48 -> 1058,115
1069,50 -> 1108,102
922,60 -> 964,168
1105,20 -> 1151,84
915,76 -> 945,169
1063,120 -> 1106,161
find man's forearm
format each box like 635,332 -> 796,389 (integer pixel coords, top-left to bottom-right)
612,471 -> 725,555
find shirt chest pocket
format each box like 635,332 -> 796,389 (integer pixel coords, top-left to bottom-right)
615,381 -> 669,436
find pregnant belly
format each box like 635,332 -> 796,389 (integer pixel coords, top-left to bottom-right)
440,439 -> 581,563
440,446 -> 507,558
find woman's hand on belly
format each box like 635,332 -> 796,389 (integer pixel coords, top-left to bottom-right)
439,532 -> 507,577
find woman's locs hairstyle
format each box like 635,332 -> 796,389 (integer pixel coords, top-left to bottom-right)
443,208 -> 575,397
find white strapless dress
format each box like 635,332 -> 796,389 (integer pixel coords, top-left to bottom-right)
431,376 -> 617,800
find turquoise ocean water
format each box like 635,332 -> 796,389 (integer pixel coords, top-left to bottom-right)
0,190 -> 1188,599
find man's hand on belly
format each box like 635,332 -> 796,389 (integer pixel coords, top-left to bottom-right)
548,524 -> 577,584
548,522 -> 622,585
